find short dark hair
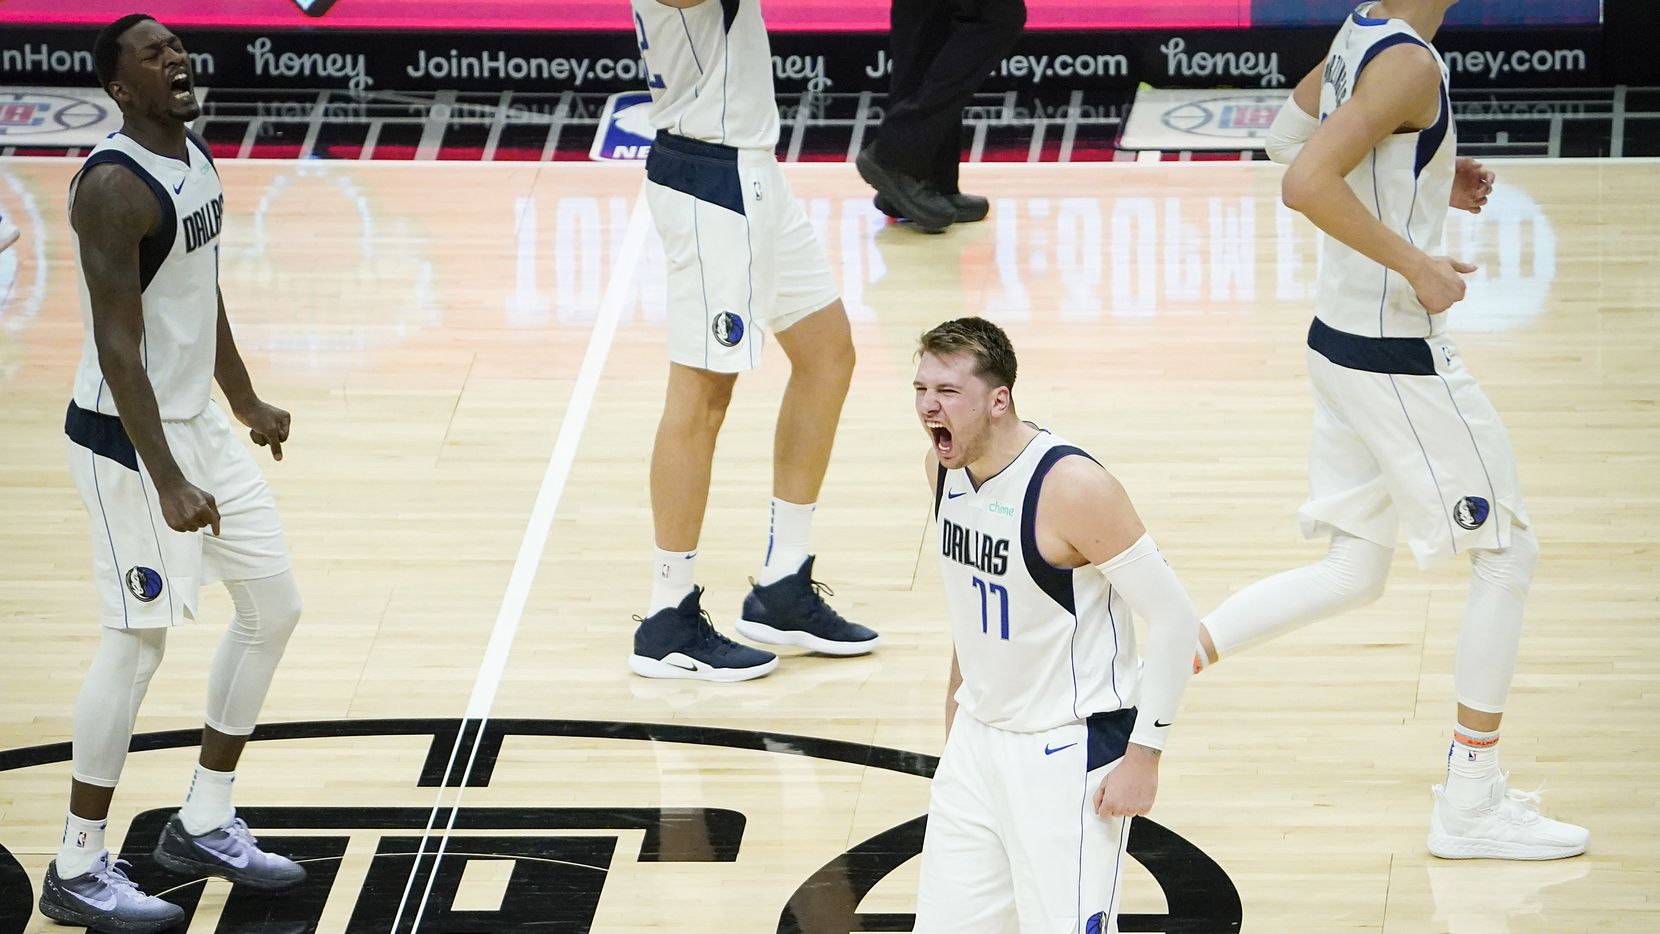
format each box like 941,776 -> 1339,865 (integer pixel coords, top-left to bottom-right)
917,317 -> 1018,391
94,13 -> 157,94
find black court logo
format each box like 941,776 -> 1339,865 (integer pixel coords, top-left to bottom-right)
1455,495 -> 1491,530
0,719 -> 1243,932
713,310 -> 745,347
125,566 -> 164,602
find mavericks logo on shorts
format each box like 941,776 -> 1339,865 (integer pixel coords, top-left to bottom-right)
1454,496 -> 1490,531
126,566 -> 164,602
713,311 -> 745,348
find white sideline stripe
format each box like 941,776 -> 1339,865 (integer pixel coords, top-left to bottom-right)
393,180 -> 653,934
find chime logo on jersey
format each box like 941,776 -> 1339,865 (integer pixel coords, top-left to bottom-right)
941,518 -> 1009,575
713,310 -> 744,347
183,194 -> 225,253
1454,495 -> 1490,530
126,566 -> 163,602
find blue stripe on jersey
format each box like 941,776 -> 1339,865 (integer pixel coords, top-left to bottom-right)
1351,8 -> 1389,26
1308,316 -> 1436,375
719,0 -> 739,32
64,401 -> 139,471
76,151 -> 177,292
1388,374 -> 1459,552
1415,86 -> 1450,177
89,384 -> 129,627
932,462 -> 948,517
1019,445 -> 1097,614
646,132 -> 747,216
1354,32 -> 1425,83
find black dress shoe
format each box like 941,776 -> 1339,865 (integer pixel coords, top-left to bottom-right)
856,149 -> 954,233
874,192 -> 989,225
947,192 -> 989,223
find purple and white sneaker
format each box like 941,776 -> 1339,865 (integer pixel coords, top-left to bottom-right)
152,813 -> 306,890
39,851 -> 185,934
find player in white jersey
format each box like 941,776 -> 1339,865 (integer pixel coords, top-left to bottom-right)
627,0 -> 876,682
39,16 -> 306,933
912,318 -> 1200,932
1192,0 -> 1588,861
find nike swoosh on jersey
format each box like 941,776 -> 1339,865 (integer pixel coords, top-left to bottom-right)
1043,742 -> 1077,755
172,178 -> 185,194
193,836 -> 252,868
1154,720 -> 1173,728
946,490 -> 967,500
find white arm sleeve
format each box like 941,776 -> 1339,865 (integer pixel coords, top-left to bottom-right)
1265,96 -> 1321,165
1096,533 -> 1199,751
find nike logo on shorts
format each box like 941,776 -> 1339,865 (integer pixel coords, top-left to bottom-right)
1044,742 -> 1077,755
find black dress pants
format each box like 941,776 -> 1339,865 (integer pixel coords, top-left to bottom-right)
873,0 -> 1027,194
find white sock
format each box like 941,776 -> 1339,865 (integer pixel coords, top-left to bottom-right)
1445,726 -> 1501,807
649,548 -> 697,615
758,499 -> 814,586
57,812 -> 107,878
180,765 -> 236,834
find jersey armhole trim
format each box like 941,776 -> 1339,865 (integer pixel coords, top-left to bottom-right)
1020,445 -> 1097,615
74,152 -> 177,293
932,462 -> 948,518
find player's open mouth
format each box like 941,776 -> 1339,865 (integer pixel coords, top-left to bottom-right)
926,420 -> 953,457
169,72 -> 193,102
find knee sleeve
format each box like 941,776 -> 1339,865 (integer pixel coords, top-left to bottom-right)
205,570 -> 302,736
73,627 -> 168,787
1322,533 -> 1395,605
1457,525 -> 1539,713
1206,533 -> 1393,657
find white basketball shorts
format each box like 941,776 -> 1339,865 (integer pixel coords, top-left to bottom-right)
643,132 -> 839,374
1299,317 -> 1530,567
65,400 -> 290,629
915,709 -> 1135,934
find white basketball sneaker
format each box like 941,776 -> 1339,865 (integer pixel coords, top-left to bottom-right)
1428,773 -> 1588,860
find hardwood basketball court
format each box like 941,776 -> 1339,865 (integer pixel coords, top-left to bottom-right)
0,157 -> 1655,931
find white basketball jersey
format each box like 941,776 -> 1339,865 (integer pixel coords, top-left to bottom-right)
631,0 -> 780,150
69,131 -> 224,420
1315,4 -> 1456,339
935,430 -> 1140,734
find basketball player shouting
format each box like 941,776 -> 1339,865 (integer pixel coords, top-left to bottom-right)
1193,0 -> 1587,860
626,0 -> 877,680
912,318 -> 1200,932
40,15 -> 306,932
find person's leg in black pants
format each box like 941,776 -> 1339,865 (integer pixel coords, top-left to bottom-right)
861,0 -> 1025,229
